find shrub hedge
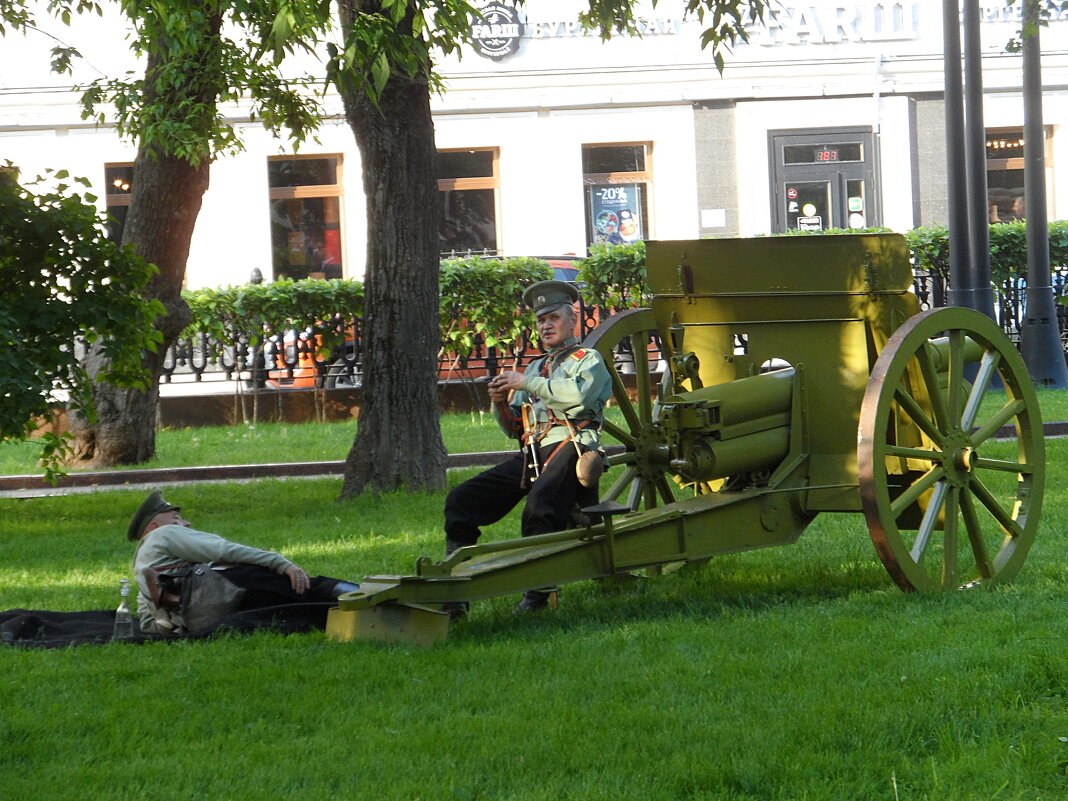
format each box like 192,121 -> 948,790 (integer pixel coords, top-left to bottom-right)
179,225 -> 1068,344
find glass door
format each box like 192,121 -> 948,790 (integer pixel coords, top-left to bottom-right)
770,129 -> 878,233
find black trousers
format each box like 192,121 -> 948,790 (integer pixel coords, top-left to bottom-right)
221,565 -> 342,610
444,442 -> 600,548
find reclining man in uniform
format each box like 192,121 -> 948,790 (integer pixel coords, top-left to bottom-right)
128,489 -> 358,635
443,280 -> 612,614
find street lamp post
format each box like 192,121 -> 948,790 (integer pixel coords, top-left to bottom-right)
1019,0 -> 1068,387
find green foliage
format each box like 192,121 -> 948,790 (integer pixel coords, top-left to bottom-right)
321,0 -> 769,104
904,223 -> 951,276
180,258 -> 559,363
438,256 -> 552,359
0,0 -> 32,34
1004,0 -> 1068,51
576,240 -> 650,310
907,220 -> 1068,284
775,226 -> 894,236
580,0 -> 769,73
181,278 -> 365,356
327,0 -> 475,102
69,0 -> 325,165
0,165 -> 163,475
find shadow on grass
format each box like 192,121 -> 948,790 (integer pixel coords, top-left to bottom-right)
451,551 -> 902,645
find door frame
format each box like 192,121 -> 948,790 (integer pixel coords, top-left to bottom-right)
768,126 -> 881,233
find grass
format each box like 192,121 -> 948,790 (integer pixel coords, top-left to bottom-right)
1,436 -> 1067,800
2,389 -> 1066,477
0,409 -> 517,476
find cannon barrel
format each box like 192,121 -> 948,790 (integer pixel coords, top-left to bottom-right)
660,367 -> 795,484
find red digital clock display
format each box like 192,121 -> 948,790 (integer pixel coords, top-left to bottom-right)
816,149 -> 839,162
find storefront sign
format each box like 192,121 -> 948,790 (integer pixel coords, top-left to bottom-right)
527,17 -> 679,38
746,2 -> 921,45
470,4 -> 524,60
468,2 -> 678,59
979,3 -> 1068,23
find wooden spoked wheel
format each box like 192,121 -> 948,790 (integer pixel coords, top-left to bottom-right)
858,307 -> 1044,593
581,308 -> 676,511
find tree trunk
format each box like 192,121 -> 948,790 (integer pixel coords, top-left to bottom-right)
68,40 -> 213,467
337,64 -> 447,496
68,149 -> 207,466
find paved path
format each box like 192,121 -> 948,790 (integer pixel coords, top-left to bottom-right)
0,451 -> 515,498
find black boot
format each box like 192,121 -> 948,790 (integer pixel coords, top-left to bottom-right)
329,580 -> 360,599
440,601 -> 470,621
513,588 -> 557,614
311,580 -> 359,602
445,538 -> 471,557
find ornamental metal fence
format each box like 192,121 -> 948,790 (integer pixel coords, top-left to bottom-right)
159,274 -> 1068,390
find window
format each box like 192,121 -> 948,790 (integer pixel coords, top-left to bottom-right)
582,143 -> 650,247
104,163 -> 133,242
985,127 -> 1047,222
268,155 -> 344,280
438,148 -> 499,256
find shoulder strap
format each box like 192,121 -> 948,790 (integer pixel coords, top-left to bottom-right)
543,344 -> 582,376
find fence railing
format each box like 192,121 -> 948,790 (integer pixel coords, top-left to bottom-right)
160,276 -> 1068,390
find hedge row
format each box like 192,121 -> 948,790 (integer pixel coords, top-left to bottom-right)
179,224 -> 1068,354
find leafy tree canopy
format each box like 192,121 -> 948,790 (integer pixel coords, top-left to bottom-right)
3,0 -> 329,164
0,164 -> 164,477
314,0 -> 773,102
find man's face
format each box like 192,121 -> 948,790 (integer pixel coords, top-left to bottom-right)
149,509 -> 190,531
536,305 -> 575,349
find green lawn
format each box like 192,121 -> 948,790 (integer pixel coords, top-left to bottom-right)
1,436 -> 1066,800
0,410 -> 516,475
2,389 -> 1066,477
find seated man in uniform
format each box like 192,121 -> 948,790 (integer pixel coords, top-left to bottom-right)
444,280 -> 612,613
128,489 -> 358,634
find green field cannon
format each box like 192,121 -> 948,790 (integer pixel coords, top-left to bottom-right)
327,233 -> 1045,645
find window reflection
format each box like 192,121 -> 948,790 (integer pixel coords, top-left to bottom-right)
440,189 -> 497,254
437,149 -> 499,256
267,156 -> 344,280
270,196 -> 343,280
986,128 -> 1031,222
104,163 -> 133,242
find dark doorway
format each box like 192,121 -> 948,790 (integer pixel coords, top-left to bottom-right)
769,128 -> 879,233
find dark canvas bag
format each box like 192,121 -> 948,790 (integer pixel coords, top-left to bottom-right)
143,564 -> 246,633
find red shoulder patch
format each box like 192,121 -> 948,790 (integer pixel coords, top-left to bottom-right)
569,349 -> 587,360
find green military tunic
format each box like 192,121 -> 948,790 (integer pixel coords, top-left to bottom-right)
492,336 -> 612,450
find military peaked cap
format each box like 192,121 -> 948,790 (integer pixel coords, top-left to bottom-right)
522,280 -> 580,317
127,489 -> 180,541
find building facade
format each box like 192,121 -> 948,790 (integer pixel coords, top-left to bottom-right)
1,0 -> 1065,288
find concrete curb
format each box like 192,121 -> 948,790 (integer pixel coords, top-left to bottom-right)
0,451 -> 515,498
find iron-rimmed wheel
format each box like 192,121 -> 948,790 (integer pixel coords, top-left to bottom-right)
582,308 -> 675,511
858,307 -> 1044,592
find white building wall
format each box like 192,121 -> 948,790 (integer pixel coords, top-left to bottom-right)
434,104 -> 698,256
5,0 -> 1068,289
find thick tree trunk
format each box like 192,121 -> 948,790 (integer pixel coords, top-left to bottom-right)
68,150 -> 206,466
337,66 -> 447,496
68,35 -> 215,467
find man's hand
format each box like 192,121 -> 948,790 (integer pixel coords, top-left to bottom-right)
284,564 -> 310,595
490,371 -> 525,397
